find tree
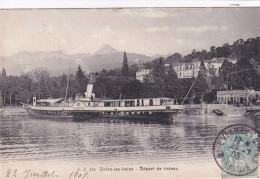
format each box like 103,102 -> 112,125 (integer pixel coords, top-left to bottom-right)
153,57 -> 166,78
26,68 -> 52,100
229,67 -> 254,90
120,79 -> 142,98
173,78 -> 194,103
214,43 -> 230,58
193,60 -> 209,103
0,90 -> 3,107
140,76 -> 165,98
219,60 -> 235,85
165,53 -> 183,63
2,68 -> 6,77
38,73 -> 50,99
0,70 -> 8,105
200,50 -> 208,60
59,74 -> 67,97
231,39 -> 245,59
76,65 -> 88,93
7,76 -> 19,105
210,46 -> 216,53
164,64 -> 179,98
129,64 -> 140,77
121,52 -> 129,77
76,65 -> 85,82
16,74 -> 33,103
94,75 -> 121,99
220,43 -> 231,57
212,75 -> 225,90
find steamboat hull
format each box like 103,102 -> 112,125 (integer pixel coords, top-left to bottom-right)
72,110 -> 180,120
27,107 -> 181,120
27,108 -> 73,118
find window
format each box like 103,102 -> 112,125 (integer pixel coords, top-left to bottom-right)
149,99 -> 153,106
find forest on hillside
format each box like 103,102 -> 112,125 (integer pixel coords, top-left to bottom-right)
0,37 -> 259,105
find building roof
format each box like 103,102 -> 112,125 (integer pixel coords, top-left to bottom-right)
165,60 -> 200,67
217,90 -> 256,95
106,98 -> 172,101
37,98 -> 64,104
205,58 -> 237,64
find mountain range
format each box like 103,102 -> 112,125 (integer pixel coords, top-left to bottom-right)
0,45 -> 165,76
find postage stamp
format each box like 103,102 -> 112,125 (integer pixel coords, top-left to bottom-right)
213,124 -> 260,176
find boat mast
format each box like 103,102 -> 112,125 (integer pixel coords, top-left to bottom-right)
65,70 -> 70,101
182,77 -> 198,105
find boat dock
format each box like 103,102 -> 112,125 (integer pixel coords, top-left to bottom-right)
184,105 -> 203,115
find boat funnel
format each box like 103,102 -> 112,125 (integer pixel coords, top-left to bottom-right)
85,84 -> 93,100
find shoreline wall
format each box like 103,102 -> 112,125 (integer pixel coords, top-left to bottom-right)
202,104 -> 247,116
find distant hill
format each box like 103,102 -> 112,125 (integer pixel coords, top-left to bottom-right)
0,45 -> 154,76
151,53 -> 171,59
94,44 -> 119,55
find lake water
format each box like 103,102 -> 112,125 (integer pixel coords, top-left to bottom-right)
0,108 -> 258,167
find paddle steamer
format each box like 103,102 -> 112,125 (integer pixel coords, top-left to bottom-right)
26,84 -> 184,120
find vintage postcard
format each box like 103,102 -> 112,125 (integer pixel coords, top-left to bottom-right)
0,8 -> 260,178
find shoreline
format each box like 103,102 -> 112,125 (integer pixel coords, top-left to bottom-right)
1,104 -> 259,117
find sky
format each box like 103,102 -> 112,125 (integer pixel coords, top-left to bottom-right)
0,8 -> 259,57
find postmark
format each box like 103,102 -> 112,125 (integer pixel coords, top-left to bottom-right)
213,124 -> 260,176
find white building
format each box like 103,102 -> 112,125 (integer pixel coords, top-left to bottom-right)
136,57 -> 237,81
136,69 -> 152,82
173,61 -> 200,79
165,58 -> 237,79
217,90 -> 256,104
204,58 -> 237,76
165,60 -> 200,79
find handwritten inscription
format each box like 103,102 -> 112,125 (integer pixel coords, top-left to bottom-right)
3,166 -> 177,179
68,168 -> 88,179
5,169 -> 58,179
6,169 -> 17,178
23,170 -> 59,179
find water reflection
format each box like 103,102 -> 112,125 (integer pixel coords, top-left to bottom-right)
0,113 -> 257,165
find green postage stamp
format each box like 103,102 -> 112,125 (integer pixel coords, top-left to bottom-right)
214,124 -> 260,177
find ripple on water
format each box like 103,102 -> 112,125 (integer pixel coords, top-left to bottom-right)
0,113 -> 256,165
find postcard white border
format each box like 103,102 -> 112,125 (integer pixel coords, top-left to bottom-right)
0,0 -> 259,8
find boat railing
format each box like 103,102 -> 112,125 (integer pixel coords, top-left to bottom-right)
35,102 -> 74,107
